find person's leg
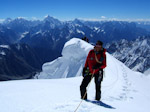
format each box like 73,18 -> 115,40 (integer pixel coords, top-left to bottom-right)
80,75 -> 92,99
94,71 -> 103,101
94,74 -> 101,101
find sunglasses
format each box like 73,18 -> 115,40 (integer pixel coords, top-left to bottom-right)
95,45 -> 102,48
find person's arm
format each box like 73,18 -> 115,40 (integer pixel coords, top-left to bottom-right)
84,50 -> 95,74
100,53 -> 106,69
93,52 -> 106,74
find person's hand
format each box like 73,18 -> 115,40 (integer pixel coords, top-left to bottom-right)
93,68 -> 100,75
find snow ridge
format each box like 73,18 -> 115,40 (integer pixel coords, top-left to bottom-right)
37,38 -> 93,79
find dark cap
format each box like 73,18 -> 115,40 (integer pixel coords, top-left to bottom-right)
96,40 -> 103,46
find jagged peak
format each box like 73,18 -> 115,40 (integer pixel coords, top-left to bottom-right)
44,15 -> 60,22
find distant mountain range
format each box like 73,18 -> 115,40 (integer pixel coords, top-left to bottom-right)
106,36 -> 150,75
0,15 -> 150,80
1,16 -> 150,44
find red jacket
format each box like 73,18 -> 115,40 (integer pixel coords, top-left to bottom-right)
84,48 -> 106,74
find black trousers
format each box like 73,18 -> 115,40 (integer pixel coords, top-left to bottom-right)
80,71 -> 103,101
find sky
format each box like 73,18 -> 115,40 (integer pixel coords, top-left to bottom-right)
0,0 -> 150,21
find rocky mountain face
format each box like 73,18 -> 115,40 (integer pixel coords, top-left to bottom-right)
105,36 -> 150,75
0,24 -> 19,44
0,44 -> 42,81
0,16 -> 150,80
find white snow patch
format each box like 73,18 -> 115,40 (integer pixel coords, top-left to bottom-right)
75,24 -> 81,27
20,31 -> 29,40
0,51 -> 6,55
94,27 -> 99,30
90,34 -> 93,37
35,30 -> 42,35
141,39 -> 147,46
0,45 -> 9,49
76,29 -> 85,35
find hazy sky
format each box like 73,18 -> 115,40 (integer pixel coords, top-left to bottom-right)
0,0 -> 150,21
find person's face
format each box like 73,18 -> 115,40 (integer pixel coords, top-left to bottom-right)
95,45 -> 102,51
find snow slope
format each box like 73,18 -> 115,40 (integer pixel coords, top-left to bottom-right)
0,38 -> 150,112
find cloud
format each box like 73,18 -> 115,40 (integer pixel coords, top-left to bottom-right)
101,16 -> 106,19
77,17 -> 150,22
0,19 -> 5,23
31,17 -> 39,20
78,18 -> 102,21
17,17 -> 27,19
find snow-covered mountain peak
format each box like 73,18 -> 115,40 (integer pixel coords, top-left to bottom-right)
44,15 -> 54,21
3,18 -> 12,24
106,36 -> 150,75
72,18 -> 82,24
44,15 -> 61,23
62,38 -> 93,59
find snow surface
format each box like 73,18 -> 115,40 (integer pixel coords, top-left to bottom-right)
0,38 -> 150,112
37,38 -> 93,79
0,51 -> 6,55
144,68 -> 150,75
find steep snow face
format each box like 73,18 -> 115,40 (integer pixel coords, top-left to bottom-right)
37,38 -> 93,79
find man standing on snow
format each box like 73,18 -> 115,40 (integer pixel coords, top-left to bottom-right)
80,40 -> 106,101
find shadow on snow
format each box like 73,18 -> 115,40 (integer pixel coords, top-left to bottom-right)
85,99 -> 116,109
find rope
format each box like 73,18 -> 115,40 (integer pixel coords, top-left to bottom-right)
74,70 -> 95,112
74,51 -> 119,111
95,53 -> 102,64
